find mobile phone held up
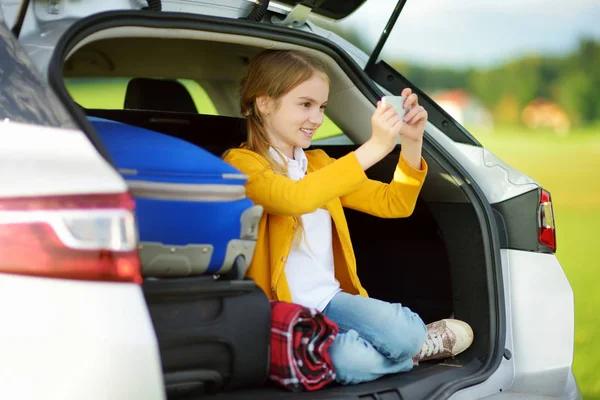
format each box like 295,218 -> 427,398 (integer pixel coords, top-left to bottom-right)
381,96 -> 410,120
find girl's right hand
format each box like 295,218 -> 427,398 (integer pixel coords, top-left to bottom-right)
369,101 -> 403,153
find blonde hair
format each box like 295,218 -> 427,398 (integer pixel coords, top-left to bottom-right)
235,49 -> 330,244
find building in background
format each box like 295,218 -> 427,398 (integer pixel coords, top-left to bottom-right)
432,89 -> 494,131
521,98 -> 571,135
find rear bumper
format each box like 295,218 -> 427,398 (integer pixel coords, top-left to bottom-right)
507,250 -> 575,396
480,369 -> 582,399
0,274 -> 164,400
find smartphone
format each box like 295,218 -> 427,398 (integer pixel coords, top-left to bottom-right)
381,96 -> 409,120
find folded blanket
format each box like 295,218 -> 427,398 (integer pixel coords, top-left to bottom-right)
269,301 -> 339,392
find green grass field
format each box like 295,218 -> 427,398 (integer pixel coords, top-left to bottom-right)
474,125 -> 600,399
68,79 -> 599,397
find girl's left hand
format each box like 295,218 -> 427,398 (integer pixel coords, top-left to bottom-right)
398,88 -> 428,143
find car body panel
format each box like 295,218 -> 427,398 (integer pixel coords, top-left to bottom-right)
0,274 -> 165,400
0,14 -> 125,198
401,122 -> 540,205
507,250 -> 575,395
0,121 -> 127,197
0,13 -> 73,128
479,369 -> 582,400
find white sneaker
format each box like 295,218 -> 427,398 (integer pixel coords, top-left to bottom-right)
415,319 -> 474,362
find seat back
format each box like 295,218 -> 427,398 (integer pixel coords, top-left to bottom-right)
124,78 -> 198,113
86,109 -> 247,156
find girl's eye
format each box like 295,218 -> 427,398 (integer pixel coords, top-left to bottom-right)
302,102 -> 311,108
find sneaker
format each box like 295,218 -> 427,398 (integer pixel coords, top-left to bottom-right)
415,319 -> 474,363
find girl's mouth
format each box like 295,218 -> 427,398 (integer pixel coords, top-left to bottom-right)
300,128 -> 314,138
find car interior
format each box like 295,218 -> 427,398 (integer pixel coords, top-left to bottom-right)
60,26 -> 497,399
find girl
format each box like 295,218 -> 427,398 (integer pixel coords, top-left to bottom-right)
224,49 -> 473,385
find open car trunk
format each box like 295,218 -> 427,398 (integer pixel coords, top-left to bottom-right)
47,11 -> 503,400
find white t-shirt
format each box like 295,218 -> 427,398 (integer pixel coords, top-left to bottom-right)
269,147 -> 342,311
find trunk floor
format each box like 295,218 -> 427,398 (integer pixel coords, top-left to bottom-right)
193,358 -> 482,400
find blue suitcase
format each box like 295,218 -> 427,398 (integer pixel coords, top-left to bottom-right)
88,116 -> 263,278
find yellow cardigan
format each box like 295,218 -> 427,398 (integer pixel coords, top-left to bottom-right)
224,148 -> 428,302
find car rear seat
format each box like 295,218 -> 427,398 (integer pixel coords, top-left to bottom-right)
86,77 -> 247,156
86,108 -> 247,157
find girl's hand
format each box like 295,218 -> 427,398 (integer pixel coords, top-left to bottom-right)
398,88 -> 427,143
355,88 -> 428,171
370,99 -> 404,153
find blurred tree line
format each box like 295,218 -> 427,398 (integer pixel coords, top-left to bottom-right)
393,39 -> 600,127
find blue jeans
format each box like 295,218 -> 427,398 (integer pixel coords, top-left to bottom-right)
322,292 -> 427,385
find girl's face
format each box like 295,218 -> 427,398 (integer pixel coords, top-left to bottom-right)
260,73 -> 329,159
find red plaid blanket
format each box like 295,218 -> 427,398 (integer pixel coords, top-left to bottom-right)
269,301 -> 339,392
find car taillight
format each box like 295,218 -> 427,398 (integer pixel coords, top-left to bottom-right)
0,192 -> 142,284
538,189 -> 556,252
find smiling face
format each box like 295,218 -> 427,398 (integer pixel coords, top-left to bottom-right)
259,73 -> 329,159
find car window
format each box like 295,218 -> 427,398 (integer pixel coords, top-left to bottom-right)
65,77 -> 219,115
0,21 -> 74,129
313,115 -> 347,143
66,76 -> 350,143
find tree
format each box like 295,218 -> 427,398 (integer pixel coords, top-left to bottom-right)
392,38 -> 600,126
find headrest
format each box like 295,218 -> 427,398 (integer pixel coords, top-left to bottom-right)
124,78 -> 198,113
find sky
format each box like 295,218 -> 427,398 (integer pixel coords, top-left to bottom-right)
330,0 -> 600,68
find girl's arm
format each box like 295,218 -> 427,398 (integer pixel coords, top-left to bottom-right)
341,88 -> 429,218
339,152 -> 427,218
224,144 -> 389,217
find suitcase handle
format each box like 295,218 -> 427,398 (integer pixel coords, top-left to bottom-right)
164,369 -> 223,396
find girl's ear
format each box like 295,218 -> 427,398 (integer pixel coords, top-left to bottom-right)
256,95 -> 271,115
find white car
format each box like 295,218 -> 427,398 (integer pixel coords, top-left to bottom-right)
0,1 -> 581,399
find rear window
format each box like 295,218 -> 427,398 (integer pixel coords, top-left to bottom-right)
66,77 -> 345,142
65,77 -> 218,115
0,21 -> 74,128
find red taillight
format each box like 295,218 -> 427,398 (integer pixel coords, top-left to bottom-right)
0,193 -> 142,284
538,189 -> 556,252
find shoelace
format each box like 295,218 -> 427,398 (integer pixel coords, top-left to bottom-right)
421,333 -> 444,358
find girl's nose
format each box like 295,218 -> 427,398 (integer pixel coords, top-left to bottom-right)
309,110 -> 324,126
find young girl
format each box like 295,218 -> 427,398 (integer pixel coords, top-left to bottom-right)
224,49 -> 473,385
